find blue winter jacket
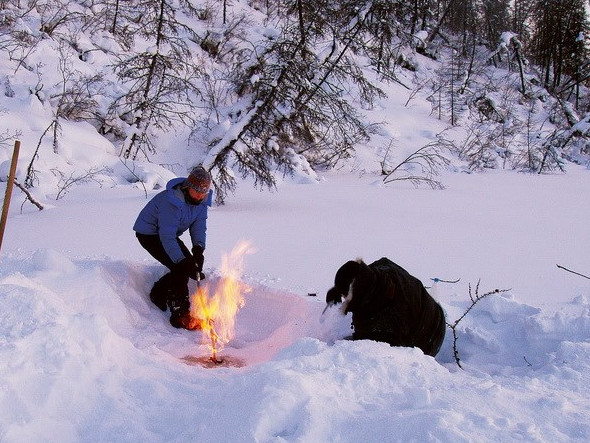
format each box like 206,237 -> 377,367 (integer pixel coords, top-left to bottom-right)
133,177 -> 213,264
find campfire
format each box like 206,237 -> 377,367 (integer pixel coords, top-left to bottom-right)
190,241 -> 254,364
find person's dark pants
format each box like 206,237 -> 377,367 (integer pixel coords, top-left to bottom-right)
136,233 -> 191,314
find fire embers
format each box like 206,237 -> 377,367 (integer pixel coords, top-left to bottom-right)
190,241 -> 254,365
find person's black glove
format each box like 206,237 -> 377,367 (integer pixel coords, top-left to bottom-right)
192,245 -> 206,280
178,256 -> 198,280
192,245 -> 204,270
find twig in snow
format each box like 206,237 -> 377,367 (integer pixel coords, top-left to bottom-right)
556,264 -> 590,280
447,280 -> 511,369
119,159 -> 148,198
13,180 -> 44,211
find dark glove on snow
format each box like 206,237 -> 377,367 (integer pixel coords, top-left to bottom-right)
192,245 -> 206,280
178,256 -> 198,280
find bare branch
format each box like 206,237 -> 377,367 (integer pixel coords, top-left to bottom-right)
52,167 -> 111,200
13,180 -> 44,211
119,159 -> 148,199
381,136 -> 452,189
447,280 -> 511,369
556,264 -> 590,280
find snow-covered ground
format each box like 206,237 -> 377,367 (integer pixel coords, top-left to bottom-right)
1,162 -> 590,442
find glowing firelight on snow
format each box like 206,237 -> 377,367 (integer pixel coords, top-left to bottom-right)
190,241 -> 255,363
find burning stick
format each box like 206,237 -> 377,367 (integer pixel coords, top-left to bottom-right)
207,319 -> 221,364
194,276 -> 222,364
193,285 -> 223,364
190,241 -> 254,363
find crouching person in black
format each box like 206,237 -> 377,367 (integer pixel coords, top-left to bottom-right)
326,257 -> 446,357
134,166 -> 212,330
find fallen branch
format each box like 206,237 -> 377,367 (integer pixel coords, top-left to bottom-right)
556,264 -> 590,280
14,180 -> 44,211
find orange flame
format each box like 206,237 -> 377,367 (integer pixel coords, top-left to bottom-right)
190,241 -> 254,361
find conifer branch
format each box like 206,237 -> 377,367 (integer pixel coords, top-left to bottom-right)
447,280 -> 510,369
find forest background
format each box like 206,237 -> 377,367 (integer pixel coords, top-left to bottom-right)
1,0 -> 589,203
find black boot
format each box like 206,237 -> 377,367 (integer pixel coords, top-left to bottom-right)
168,293 -> 202,330
149,273 -> 175,311
170,310 -> 202,330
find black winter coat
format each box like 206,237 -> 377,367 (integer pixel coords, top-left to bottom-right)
326,257 -> 446,357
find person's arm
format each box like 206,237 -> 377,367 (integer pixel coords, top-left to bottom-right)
189,190 -> 212,274
188,190 -> 212,251
157,202 -> 185,264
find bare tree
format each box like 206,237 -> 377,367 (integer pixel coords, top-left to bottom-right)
432,46 -> 467,125
36,0 -> 82,37
23,42 -> 107,187
80,0 -> 137,50
381,136 -> 451,189
0,1 -> 44,73
52,166 -> 112,200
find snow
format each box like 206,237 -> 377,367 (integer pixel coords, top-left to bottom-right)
2,158 -> 590,441
2,22 -> 590,442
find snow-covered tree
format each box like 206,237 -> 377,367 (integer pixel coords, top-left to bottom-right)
110,0 -> 204,160
201,0 -> 384,203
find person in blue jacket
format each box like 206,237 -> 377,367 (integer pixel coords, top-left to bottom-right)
134,165 -> 213,330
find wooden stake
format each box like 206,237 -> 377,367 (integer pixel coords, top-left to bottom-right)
0,140 -> 20,256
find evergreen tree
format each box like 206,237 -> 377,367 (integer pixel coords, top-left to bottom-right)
110,0 -> 204,160
481,0 -> 511,47
512,0 -> 535,43
201,0 -> 384,202
530,0 -> 590,90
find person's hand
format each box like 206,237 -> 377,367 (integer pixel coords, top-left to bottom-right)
192,245 -> 204,270
192,245 -> 205,273
179,256 -> 198,280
